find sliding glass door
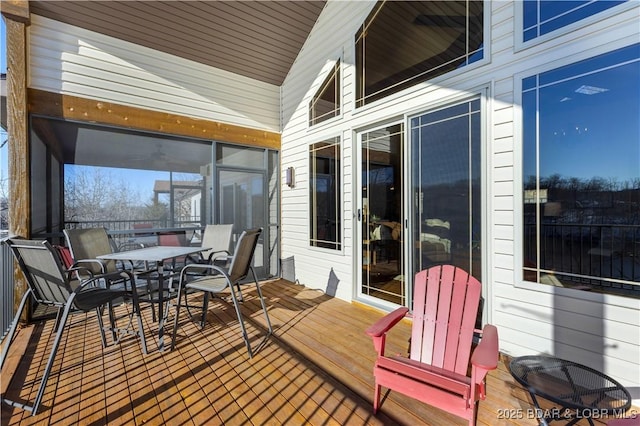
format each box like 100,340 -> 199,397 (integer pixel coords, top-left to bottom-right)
410,99 -> 483,284
357,124 -> 406,307
215,144 -> 277,280
357,98 -> 483,309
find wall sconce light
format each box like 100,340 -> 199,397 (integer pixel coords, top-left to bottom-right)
285,166 -> 295,188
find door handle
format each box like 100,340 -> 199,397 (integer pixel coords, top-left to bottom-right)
357,209 -> 362,221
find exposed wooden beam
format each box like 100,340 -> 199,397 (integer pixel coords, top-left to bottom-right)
28,89 -> 281,150
1,0 -> 30,23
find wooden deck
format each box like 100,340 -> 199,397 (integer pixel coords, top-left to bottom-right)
1,279 -> 635,425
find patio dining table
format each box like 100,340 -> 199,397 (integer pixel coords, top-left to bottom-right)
98,245 -> 209,351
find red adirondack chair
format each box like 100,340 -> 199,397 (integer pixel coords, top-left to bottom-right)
365,265 -> 499,426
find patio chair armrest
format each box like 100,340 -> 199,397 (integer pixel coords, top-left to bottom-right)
66,265 -> 94,279
207,250 -> 231,263
365,307 -> 409,338
79,270 -> 138,294
470,324 -> 499,371
185,252 -> 204,263
99,269 -> 135,282
74,258 -> 107,273
179,263 -> 228,279
366,307 -> 408,356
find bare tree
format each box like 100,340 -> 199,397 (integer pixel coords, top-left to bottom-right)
65,167 -> 144,223
0,173 -> 7,231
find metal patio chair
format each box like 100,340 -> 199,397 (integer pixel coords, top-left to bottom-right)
189,224 -> 234,266
63,227 -> 146,277
64,227 -> 157,315
184,224 -> 235,291
0,238 -> 147,415
170,227 -> 272,357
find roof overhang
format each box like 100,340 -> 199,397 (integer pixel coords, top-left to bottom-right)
28,0 -> 327,86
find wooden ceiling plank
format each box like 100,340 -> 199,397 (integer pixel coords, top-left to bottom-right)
30,4 -> 284,83
30,0 -> 322,85
34,2 -> 308,85
186,2 -> 306,54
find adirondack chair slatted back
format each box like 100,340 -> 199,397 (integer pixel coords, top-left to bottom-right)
64,227 -> 117,274
410,265 -> 481,376
8,239 -> 74,307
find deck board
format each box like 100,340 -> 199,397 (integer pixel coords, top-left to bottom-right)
1,279 -> 635,425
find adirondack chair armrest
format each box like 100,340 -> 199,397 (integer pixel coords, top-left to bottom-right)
470,324 -> 499,371
366,307 -> 408,356
365,307 -> 409,338
469,324 -> 498,400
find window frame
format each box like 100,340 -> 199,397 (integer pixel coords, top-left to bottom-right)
515,43 -> 640,300
308,136 -> 343,251
355,0 -> 488,109
515,0 -> 634,50
309,59 -> 342,127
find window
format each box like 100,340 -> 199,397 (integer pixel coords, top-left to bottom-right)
309,60 -> 341,126
29,118 -> 213,240
523,0 -> 627,42
309,137 -> 341,250
522,44 -> 640,297
356,0 -> 483,107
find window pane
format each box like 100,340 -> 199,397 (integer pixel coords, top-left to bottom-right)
523,0 -> 627,41
218,170 -> 264,231
309,61 -> 341,126
522,43 -> 640,297
309,137 -> 341,250
356,1 -> 483,107
411,100 -> 482,281
33,117 -> 213,245
216,144 -> 264,168
360,124 -> 405,306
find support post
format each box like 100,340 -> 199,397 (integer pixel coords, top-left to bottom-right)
2,0 -> 31,320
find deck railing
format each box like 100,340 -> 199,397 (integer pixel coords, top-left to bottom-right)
524,223 -> 640,295
64,220 -> 203,249
1,234 -> 14,339
1,221 -> 204,337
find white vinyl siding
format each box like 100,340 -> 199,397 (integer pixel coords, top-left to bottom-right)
279,1 -> 372,302
280,0 -> 640,397
29,15 -> 280,132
